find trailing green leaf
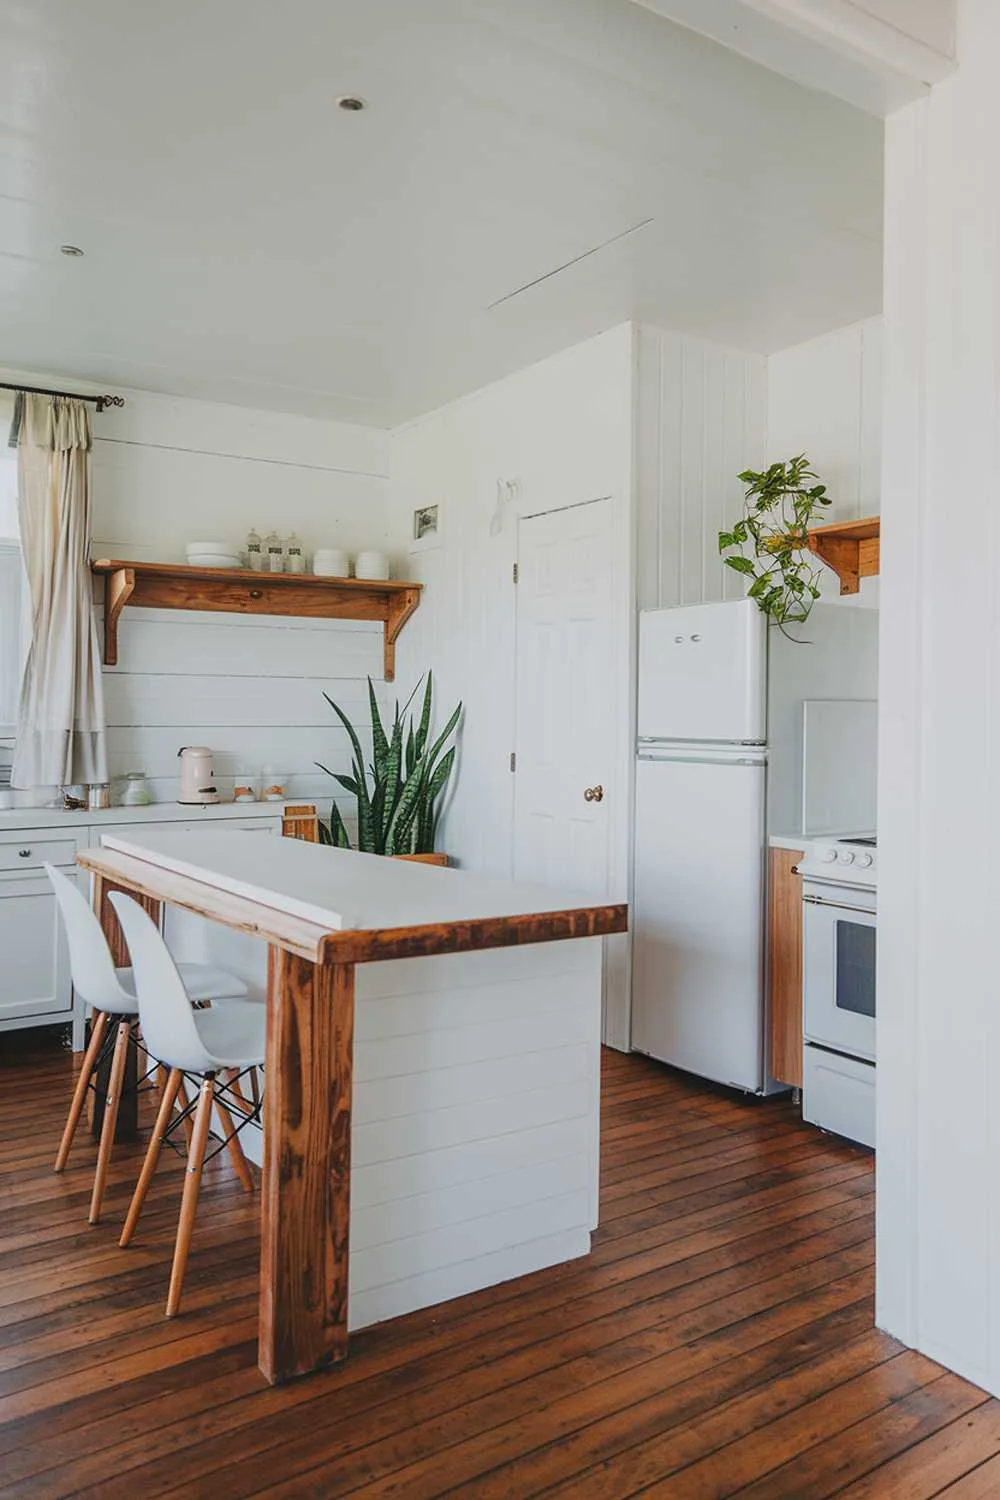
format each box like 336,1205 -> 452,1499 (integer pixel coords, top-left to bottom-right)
717,453 -> 832,635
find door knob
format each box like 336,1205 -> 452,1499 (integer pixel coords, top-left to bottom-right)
583,785 -> 604,803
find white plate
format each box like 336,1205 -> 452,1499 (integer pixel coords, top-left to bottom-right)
186,540 -> 233,554
187,553 -> 242,568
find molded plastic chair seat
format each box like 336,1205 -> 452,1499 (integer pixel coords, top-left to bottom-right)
186,1003 -> 267,1072
46,861 -> 258,1227
113,963 -> 251,1012
109,891 -> 267,1317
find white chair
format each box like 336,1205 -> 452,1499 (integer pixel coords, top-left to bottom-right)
46,862 -> 252,1224
109,891 -> 266,1318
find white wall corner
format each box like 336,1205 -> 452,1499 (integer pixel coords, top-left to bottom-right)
629,0 -> 955,114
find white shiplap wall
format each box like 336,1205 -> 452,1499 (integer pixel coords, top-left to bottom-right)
47,380 -> 398,807
767,317 -> 883,607
635,326 -> 768,610
388,326 -> 635,1046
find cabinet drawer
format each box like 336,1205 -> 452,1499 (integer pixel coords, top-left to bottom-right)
0,836 -> 80,873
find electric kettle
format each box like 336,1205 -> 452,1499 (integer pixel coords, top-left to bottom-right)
177,746 -> 220,805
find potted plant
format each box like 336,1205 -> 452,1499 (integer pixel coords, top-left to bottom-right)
316,673 -> 461,860
718,454 -> 832,631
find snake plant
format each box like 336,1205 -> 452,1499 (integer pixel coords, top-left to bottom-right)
316,673 -> 461,855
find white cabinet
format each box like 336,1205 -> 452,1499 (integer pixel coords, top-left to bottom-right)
0,808 -> 283,1049
0,828 -> 85,1045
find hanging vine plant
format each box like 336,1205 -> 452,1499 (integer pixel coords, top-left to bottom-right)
718,454 -> 832,630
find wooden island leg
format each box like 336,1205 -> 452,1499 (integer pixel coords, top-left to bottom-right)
259,947 -> 356,1384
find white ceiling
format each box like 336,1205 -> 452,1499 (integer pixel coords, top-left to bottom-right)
0,0 -> 883,426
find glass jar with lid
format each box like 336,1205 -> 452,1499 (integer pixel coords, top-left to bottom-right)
121,771 -> 153,807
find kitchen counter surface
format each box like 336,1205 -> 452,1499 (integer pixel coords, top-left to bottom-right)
769,833 -> 811,853
0,800 -> 285,832
95,826 -> 622,940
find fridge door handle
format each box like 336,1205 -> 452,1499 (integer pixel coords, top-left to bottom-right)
637,753 -> 765,768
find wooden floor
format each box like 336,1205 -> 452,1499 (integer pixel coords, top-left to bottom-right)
1,1040 -> 999,1499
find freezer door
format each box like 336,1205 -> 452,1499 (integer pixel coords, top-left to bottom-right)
632,752 -> 766,1091
638,600 -> 766,745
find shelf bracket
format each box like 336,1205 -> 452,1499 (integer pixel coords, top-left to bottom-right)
383,587 -> 421,683
101,566 -> 136,666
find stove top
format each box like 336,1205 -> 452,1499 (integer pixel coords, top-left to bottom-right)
838,835 -> 876,847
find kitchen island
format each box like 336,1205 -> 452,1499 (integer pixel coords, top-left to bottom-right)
77,828 -> 626,1384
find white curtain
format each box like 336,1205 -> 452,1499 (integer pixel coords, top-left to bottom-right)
11,395 -> 108,789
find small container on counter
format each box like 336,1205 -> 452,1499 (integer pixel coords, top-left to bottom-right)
234,783 -> 256,803
88,782 -> 111,811
260,765 -> 286,802
246,528 -> 263,572
121,771 -> 153,807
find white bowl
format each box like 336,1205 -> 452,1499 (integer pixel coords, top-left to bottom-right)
189,553 -> 242,569
186,541 -> 233,555
313,548 -> 351,577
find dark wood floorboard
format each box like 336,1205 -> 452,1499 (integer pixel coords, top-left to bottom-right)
0,1042 -> 995,1498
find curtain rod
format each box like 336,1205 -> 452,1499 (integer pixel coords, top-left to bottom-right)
0,380 -> 125,413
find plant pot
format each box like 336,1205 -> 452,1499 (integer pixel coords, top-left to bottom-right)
393,852 -> 449,866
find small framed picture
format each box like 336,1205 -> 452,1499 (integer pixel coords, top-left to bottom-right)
413,504 -> 439,541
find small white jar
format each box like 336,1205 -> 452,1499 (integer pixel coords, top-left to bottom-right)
354,550 -> 390,581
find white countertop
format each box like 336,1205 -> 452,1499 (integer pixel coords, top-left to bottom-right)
99,827 -> 607,932
0,800 -> 284,832
769,833 -> 811,852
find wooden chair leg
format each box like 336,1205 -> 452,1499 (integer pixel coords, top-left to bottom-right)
54,1010 -> 108,1172
214,1089 -> 255,1193
119,1068 -> 183,1248
166,1075 -> 214,1318
88,1019 -> 131,1225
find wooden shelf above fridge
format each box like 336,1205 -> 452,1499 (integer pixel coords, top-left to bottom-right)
90,559 -> 422,681
806,517 -> 880,595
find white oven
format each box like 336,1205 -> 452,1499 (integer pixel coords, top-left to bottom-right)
798,838 -> 877,1148
803,885 -> 876,1063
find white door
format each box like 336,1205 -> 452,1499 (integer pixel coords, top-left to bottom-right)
512,499 -> 616,898
637,600 -> 766,744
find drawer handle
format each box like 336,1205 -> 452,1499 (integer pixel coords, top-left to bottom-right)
17,848 -> 31,858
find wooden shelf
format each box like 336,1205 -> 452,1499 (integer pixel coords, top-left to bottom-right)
806,516 -> 880,595
91,559 -> 422,681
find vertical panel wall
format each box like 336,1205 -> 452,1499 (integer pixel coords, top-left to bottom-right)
878,0 -> 1000,1396
635,326 -> 768,610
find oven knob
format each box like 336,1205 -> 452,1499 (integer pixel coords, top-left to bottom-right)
856,852 -> 873,868
838,849 -> 856,864
819,848 -> 838,863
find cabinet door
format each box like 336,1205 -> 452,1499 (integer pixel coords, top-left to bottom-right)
0,872 -> 74,1027
767,847 -> 804,1088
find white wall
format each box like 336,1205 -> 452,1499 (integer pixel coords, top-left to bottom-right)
635,326 -> 768,611
0,372 -> 394,808
877,0 -> 1000,1396
767,316 -> 883,605
388,325 -> 635,1045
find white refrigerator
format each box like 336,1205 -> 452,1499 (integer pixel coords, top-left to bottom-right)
631,598 -> 878,1094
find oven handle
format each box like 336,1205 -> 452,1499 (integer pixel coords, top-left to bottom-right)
803,892 -> 877,914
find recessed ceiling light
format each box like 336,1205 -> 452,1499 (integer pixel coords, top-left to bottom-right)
59,244 -> 84,257
336,95 -> 367,112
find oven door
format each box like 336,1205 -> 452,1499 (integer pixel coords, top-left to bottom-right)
803,890 -> 876,1063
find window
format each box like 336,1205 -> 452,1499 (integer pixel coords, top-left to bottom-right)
0,411 -> 27,744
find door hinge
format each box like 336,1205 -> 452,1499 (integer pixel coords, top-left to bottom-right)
512,561 -> 519,584
509,752 -> 517,773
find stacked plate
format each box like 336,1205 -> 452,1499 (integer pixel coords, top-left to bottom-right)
186,541 -> 242,569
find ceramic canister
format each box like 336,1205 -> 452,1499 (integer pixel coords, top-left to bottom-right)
354,550 -> 390,580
